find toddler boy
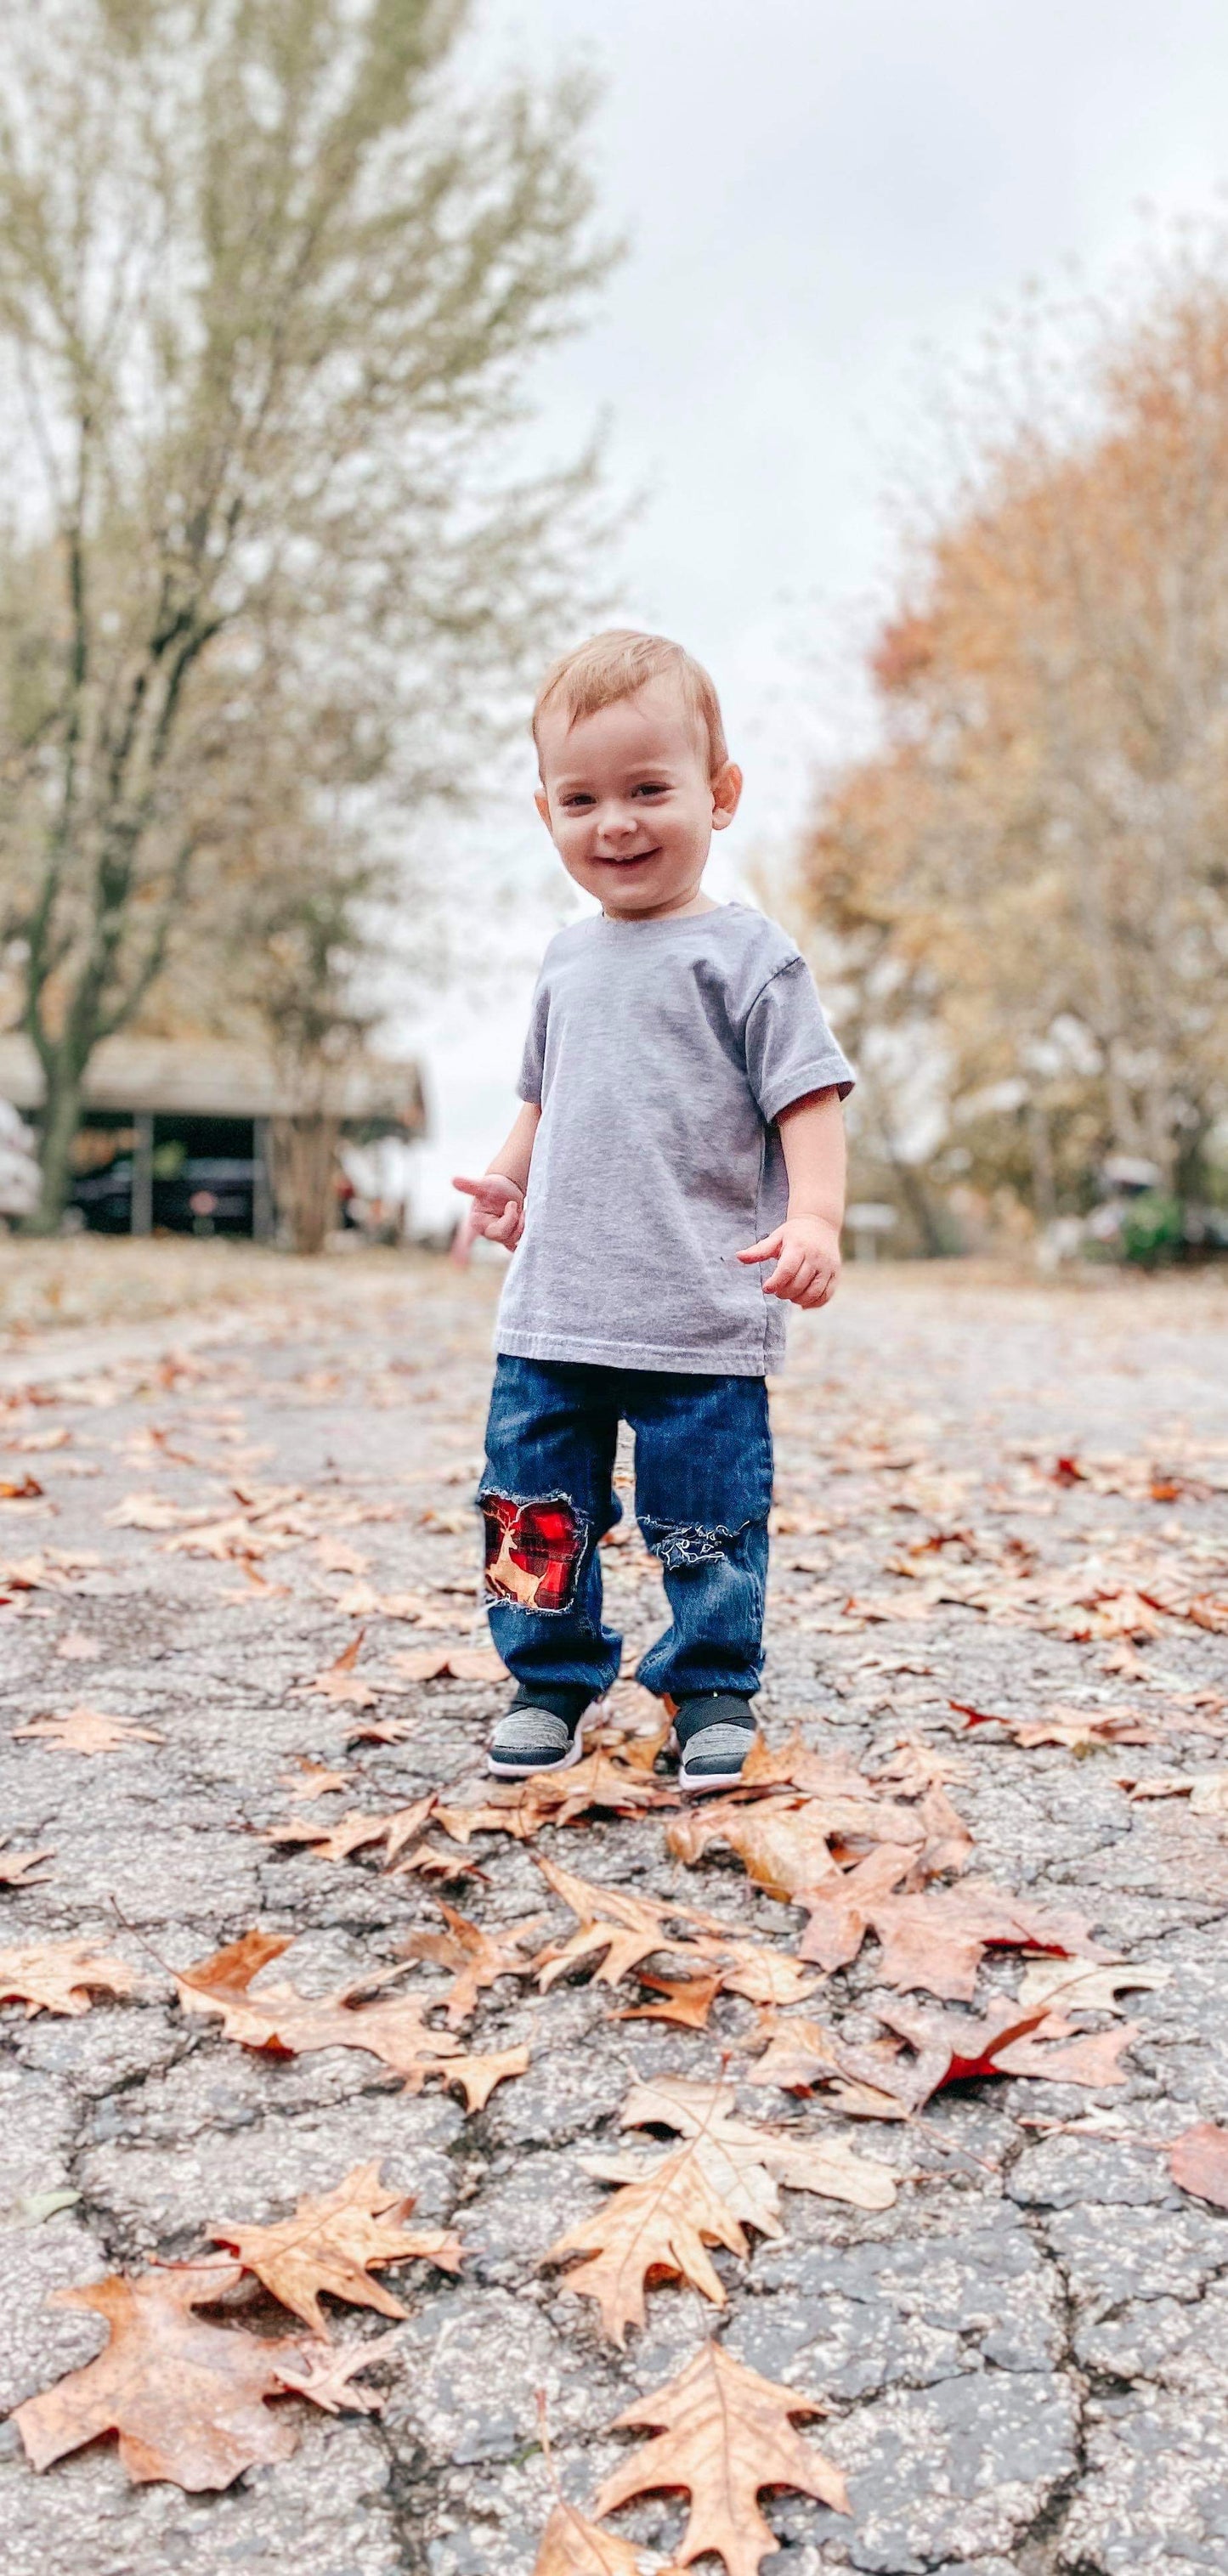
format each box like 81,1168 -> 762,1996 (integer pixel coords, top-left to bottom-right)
454,630 -> 852,1793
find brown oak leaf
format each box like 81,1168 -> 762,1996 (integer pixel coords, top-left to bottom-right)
388,1645 -> 506,1681
174,1930 -> 527,2106
1,1940 -> 137,2017
14,1706 -> 164,1754
531,1857 -> 818,2014
1169,2121 -> 1228,2209
398,1901 -> 546,2025
14,2264 -> 316,2488
543,2143 -> 755,2345
871,1996 -> 1131,2105
801,1874 -> 1105,2001
263,1794 -> 436,1869
593,2341 -> 848,2573
532,2502 -> 643,2576
211,2160 -> 462,2334
745,2013 -> 917,2118
298,1633 -> 382,1707
616,2075 -> 897,2214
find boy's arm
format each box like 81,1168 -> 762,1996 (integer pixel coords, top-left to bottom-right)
451,1102 -> 541,1258
737,1087 -> 846,1308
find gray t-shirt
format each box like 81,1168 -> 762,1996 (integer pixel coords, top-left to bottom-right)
495,902 -> 854,1377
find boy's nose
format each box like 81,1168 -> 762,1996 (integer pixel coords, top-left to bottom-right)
594,804 -> 639,844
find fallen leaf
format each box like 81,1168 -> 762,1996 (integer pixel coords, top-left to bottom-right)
280,1761 -> 354,1802
0,1472 -> 44,1500
532,2502 -> 643,2576
593,2341 -> 848,2572
389,1645 -> 506,1682
0,1845 -> 55,1888
274,2325 -> 400,2412
398,1901 -> 546,2025
314,1538 -> 371,1576
872,1996 -> 1130,2104
14,1706 -> 164,1755
1016,1958 -> 1169,2015
667,1797 -> 842,1901
801,1876 -> 1106,2003
264,1795 -> 437,1870
531,1858 -> 818,2012
211,2161 -> 462,2335
299,1633 -> 382,1708
0,1940 -> 137,2016
745,2013 -> 916,2118
617,2075 -> 897,2213
105,1494 -> 216,1532
174,1929 -> 527,2104
615,1969 -> 725,2029
14,2263 -> 333,2489
54,1630 -> 102,1663
1169,2121 -> 1228,2210
440,1751 -> 676,1841
952,1698 -> 1159,1750
543,2138 -> 753,2343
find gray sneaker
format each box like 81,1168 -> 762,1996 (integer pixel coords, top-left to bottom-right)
673,1694 -> 757,1795
487,1700 -> 587,1778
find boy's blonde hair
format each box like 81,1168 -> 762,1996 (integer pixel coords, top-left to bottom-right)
532,629 -> 728,777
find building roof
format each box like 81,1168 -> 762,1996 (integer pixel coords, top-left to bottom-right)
0,1033 -> 426,1127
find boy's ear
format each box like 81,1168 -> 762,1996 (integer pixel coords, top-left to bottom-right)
534,786 -> 552,832
710,760 -> 743,832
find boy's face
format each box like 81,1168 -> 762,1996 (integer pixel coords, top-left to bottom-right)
535,678 -> 742,919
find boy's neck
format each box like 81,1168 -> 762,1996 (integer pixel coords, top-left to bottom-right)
601,889 -> 720,922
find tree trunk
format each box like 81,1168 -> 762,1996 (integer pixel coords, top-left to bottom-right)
269,1113 -> 342,1256
25,1059 -> 84,1236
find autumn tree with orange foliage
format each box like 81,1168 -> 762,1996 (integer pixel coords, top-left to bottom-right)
797,235 -> 1228,1238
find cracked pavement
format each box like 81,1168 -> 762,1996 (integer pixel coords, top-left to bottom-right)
2,1252 -> 1227,2576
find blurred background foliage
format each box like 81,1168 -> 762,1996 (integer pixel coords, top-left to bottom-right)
795,230 -> 1228,1260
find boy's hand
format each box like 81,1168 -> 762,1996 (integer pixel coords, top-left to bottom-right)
451,1172 -> 525,1263
737,1213 -> 841,1308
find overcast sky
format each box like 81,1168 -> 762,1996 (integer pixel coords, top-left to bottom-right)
409,0 -> 1228,1223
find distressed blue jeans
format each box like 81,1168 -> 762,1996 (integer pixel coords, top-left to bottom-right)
478,1355 -> 772,1708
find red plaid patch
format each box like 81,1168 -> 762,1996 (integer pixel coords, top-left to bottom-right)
482,1495 -> 582,1613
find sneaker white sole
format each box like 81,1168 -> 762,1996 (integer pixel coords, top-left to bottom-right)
669,1724 -> 754,1799
486,1715 -> 587,1779
678,1760 -> 750,1797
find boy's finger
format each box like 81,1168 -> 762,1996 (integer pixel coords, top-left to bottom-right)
764,1245 -> 810,1297
736,1229 -> 784,1265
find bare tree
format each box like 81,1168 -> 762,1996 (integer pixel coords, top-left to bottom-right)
0,0 -> 614,1227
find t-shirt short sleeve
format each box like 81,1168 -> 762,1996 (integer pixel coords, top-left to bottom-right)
744,954 -> 855,1125
517,974 -> 550,1104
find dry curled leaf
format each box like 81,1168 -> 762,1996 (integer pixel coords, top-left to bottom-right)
211,2160 -> 462,2334
0,1844 -> 55,1888
544,2144 -> 755,2344
14,1706 -> 165,1755
175,1929 -> 528,2106
389,1644 -> 506,1682
14,2262 -> 373,2490
870,1996 -> 1132,2105
0,1940 -> 137,2017
298,1633 -> 382,1708
532,2502 -> 643,2576
1169,2121 -> 1228,2210
1016,1958 -> 1169,2015
952,1698 -> 1159,1750
745,2013 -> 917,2118
532,1857 -> 818,2014
593,2340 -> 848,2575
398,1900 -> 545,2025
619,2075 -> 897,2213
264,1794 -> 436,1870
801,1874 -> 1106,2002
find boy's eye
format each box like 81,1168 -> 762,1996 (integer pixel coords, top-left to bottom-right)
633,782 -> 667,798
